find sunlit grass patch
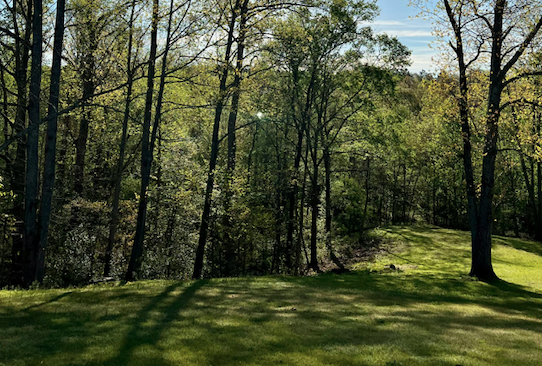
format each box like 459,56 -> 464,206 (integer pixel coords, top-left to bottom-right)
1,226 -> 542,365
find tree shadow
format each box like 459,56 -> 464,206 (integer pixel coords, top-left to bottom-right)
2,274 -> 542,366
24,291 -> 73,310
493,235 -> 542,256
101,280 -> 207,366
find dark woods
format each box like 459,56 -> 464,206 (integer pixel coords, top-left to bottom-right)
1,0 -> 542,288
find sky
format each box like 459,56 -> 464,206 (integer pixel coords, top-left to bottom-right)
373,0 -> 438,73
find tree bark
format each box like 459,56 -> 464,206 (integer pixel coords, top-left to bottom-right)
36,0 -> 66,283
10,0 -> 32,286
73,28 -> 97,198
193,0 -> 241,279
286,68 -> 315,273
309,113 -> 319,272
536,114 -> 542,241
105,0 -> 136,277
223,0 -> 249,277
126,0 -> 173,281
23,0 -> 43,286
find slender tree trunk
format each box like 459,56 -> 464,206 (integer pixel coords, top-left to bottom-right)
10,0 -> 32,286
309,122 -> 319,272
56,116 -> 70,197
164,206 -> 177,278
126,0 -> 173,281
223,0 -> 249,277
36,0 -> 66,283
193,0 -> 240,279
105,0 -> 136,277
514,127 -> 537,236
361,157 -> 370,230
324,145 -> 344,270
73,35 -> 97,198
286,69 -> 315,272
294,143 -> 309,275
125,0 -> 159,281
391,163 -> 397,223
1,68 -> 8,145
402,162 -> 407,222
324,147 -> 332,254
23,0 -> 43,286
536,116 -> 542,241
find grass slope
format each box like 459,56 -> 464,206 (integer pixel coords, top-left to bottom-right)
1,226 -> 542,366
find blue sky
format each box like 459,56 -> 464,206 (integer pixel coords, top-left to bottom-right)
373,0 -> 437,73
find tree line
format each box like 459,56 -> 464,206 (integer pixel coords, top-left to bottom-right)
0,0 -> 541,288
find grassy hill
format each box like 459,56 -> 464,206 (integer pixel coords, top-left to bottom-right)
1,226 -> 542,366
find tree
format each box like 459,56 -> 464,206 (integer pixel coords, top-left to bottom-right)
125,0 -> 160,281
267,1 -> 408,273
21,0 -> 43,286
417,0 -> 542,280
104,0 -> 137,278
193,0 -> 307,279
36,0 -> 67,283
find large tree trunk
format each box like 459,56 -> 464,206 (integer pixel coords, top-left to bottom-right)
469,0 -> 505,281
36,0 -> 66,283
23,0 -> 43,286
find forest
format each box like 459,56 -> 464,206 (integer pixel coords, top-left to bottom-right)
1,0 -> 542,289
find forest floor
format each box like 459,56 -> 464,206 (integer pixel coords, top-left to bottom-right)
1,226 -> 542,366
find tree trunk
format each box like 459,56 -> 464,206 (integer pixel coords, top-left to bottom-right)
73,34 -> 97,198
309,122 -> 319,272
36,0 -> 66,283
294,143 -> 309,275
125,0 -> 160,281
104,0 -> 136,277
10,0 -> 32,286
193,0 -> 240,279
361,157 -> 370,230
223,0 -> 249,277
324,146 -> 344,270
536,115 -> 542,241
23,0 -> 43,286
286,68 -> 315,272
469,0 -> 505,281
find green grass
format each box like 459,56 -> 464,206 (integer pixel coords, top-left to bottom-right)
1,226 -> 542,366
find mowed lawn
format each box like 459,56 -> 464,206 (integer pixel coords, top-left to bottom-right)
1,226 -> 542,366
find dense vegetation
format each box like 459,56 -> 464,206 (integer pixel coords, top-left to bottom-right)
1,226 -> 542,365
1,0 -> 542,288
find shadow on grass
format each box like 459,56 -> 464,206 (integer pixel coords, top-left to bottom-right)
493,235 -> 542,256
2,225 -> 542,366
101,280 -> 207,366
24,291 -> 73,310
1,273 -> 542,365
284,271 -> 542,319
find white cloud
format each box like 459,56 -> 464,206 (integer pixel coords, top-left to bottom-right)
368,20 -> 408,26
409,54 -> 437,73
380,30 -> 434,37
